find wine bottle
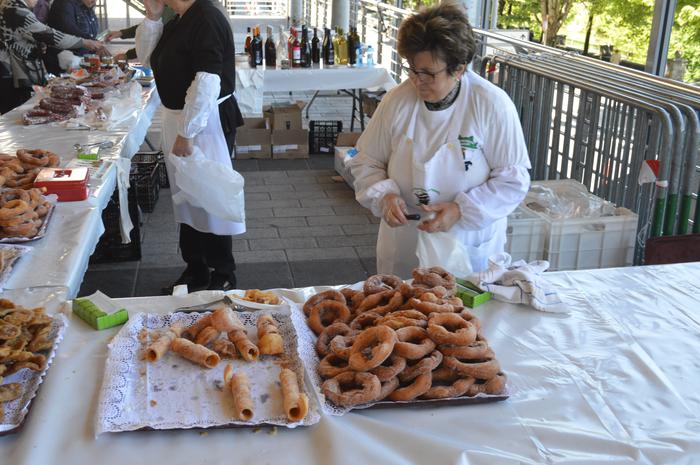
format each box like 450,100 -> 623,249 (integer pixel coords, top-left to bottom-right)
323,28 -> 334,66
244,27 -> 252,54
265,26 -> 276,68
256,27 -> 264,66
336,28 -> 348,65
311,27 -> 320,65
300,25 -> 311,68
292,32 -> 301,68
347,27 -> 355,65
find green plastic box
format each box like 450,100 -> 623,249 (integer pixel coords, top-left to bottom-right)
455,278 -> 492,308
73,298 -> 129,330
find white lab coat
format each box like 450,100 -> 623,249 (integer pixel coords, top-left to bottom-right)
349,71 -> 531,279
135,18 -> 245,235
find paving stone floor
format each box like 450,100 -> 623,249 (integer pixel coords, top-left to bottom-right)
77,92 -> 376,297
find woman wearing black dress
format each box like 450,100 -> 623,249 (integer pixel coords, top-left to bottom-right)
136,0 -> 244,292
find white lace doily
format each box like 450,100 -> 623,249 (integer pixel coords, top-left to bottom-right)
289,296 -> 509,416
95,310 -> 321,435
1,314 -> 69,434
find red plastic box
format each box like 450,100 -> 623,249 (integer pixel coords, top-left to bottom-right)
33,167 -> 90,201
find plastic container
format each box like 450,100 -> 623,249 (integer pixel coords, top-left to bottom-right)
505,205 -> 547,262
455,279 -> 492,308
33,167 -> 89,201
366,46 -> 374,67
130,159 -> 160,213
522,180 -> 638,271
73,299 -> 128,330
90,188 -> 141,263
309,120 -> 343,154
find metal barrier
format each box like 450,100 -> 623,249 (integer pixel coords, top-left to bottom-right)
297,0 -> 700,260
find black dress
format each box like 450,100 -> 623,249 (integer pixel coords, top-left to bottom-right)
150,0 -> 243,153
150,0 -> 243,289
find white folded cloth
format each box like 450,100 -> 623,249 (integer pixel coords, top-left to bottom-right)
466,253 -> 568,313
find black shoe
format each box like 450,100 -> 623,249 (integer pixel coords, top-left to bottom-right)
207,272 -> 237,291
161,266 -> 210,295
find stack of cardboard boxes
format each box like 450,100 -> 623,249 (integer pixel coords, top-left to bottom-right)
235,101 -> 310,160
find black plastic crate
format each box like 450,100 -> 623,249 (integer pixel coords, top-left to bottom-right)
90,188 -> 141,263
309,120 -> 343,154
157,152 -> 169,188
130,162 -> 160,213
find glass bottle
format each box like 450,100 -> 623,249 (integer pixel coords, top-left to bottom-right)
347,27 -> 355,65
244,27 -> 252,54
311,27 -> 320,65
300,25 -> 311,68
292,31 -> 301,68
323,28 -> 334,66
264,26 -> 276,68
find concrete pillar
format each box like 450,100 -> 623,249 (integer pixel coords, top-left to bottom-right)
332,0 -> 349,31
290,0 -> 302,26
452,0 -> 492,29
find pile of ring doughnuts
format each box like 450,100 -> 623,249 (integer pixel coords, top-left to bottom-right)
303,266 -> 506,408
0,188 -> 52,238
0,150 -> 60,190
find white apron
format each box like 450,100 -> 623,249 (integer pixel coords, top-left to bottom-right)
161,104 -> 246,236
378,78 -> 507,278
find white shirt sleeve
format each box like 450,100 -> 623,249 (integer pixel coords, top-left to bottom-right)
178,72 -> 221,139
135,18 -> 163,68
454,89 -> 531,230
347,97 -> 401,217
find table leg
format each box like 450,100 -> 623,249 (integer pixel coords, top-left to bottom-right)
350,89 -> 357,132
358,88 -> 365,131
305,90 -> 320,119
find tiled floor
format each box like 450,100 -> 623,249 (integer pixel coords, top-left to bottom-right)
77,92 -> 377,298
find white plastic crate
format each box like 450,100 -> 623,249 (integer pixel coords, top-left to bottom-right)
523,180 -> 638,271
505,205 -> 547,262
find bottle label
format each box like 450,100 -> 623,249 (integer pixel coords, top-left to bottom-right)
293,49 -> 301,60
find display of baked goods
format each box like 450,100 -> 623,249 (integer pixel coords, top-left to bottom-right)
21,84 -> 99,125
301,267 -> 506,409
0,299 -> 56,420
0,186 -> 54,240
240,289 -> 281,305
101,307 -> 319,431
0,245 -> 30,289
0,150 -> 60,190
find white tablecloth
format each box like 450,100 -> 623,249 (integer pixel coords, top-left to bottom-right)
235,65 -> 396,115
2,263 -> 699,464
0,86 -> 160,297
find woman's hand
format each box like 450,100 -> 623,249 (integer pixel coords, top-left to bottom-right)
105,30 -> 122,42
380,193 -> 408,227
144,0 -> 165,20
83,39 -> 109,56
417,202 -> 461,233
172,135 -> 194,157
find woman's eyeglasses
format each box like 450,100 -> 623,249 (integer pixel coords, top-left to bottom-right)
402,65 -> 448,83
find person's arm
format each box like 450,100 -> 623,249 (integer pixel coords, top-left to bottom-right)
452,90 -> 531,231
120,24 -> 139,39
347,97 -> 400,218
12,4 -> 85,51
171,15 -> 227,156
134,18 -> 163,67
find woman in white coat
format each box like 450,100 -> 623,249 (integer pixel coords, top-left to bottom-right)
136,0 -> 245,292
349,2 -> 531,279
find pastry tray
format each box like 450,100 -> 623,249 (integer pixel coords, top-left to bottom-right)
94,310 -> 321,435
289,300 -> 509,416
0,244 -> 32,290
0,287 -> 69,435
0,202 -> 56,244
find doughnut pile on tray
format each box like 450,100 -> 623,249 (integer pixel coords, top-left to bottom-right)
0,150 -> 60,189
303,267 -> 506,408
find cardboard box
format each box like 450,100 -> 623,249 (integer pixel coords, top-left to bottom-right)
264,101 -> 305,130
336,132 -> 361,147
272,129 -> 309,159
235,117 -> 271,159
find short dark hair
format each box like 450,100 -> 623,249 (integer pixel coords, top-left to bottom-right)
397,1 -> 476,74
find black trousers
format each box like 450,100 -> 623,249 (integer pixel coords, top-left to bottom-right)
177,126 -> 237,276
179,223 -> 236,276
0,79 -> 31,114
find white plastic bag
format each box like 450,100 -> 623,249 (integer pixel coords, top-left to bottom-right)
169,146 -> 245,223
415,230 -> 473,278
